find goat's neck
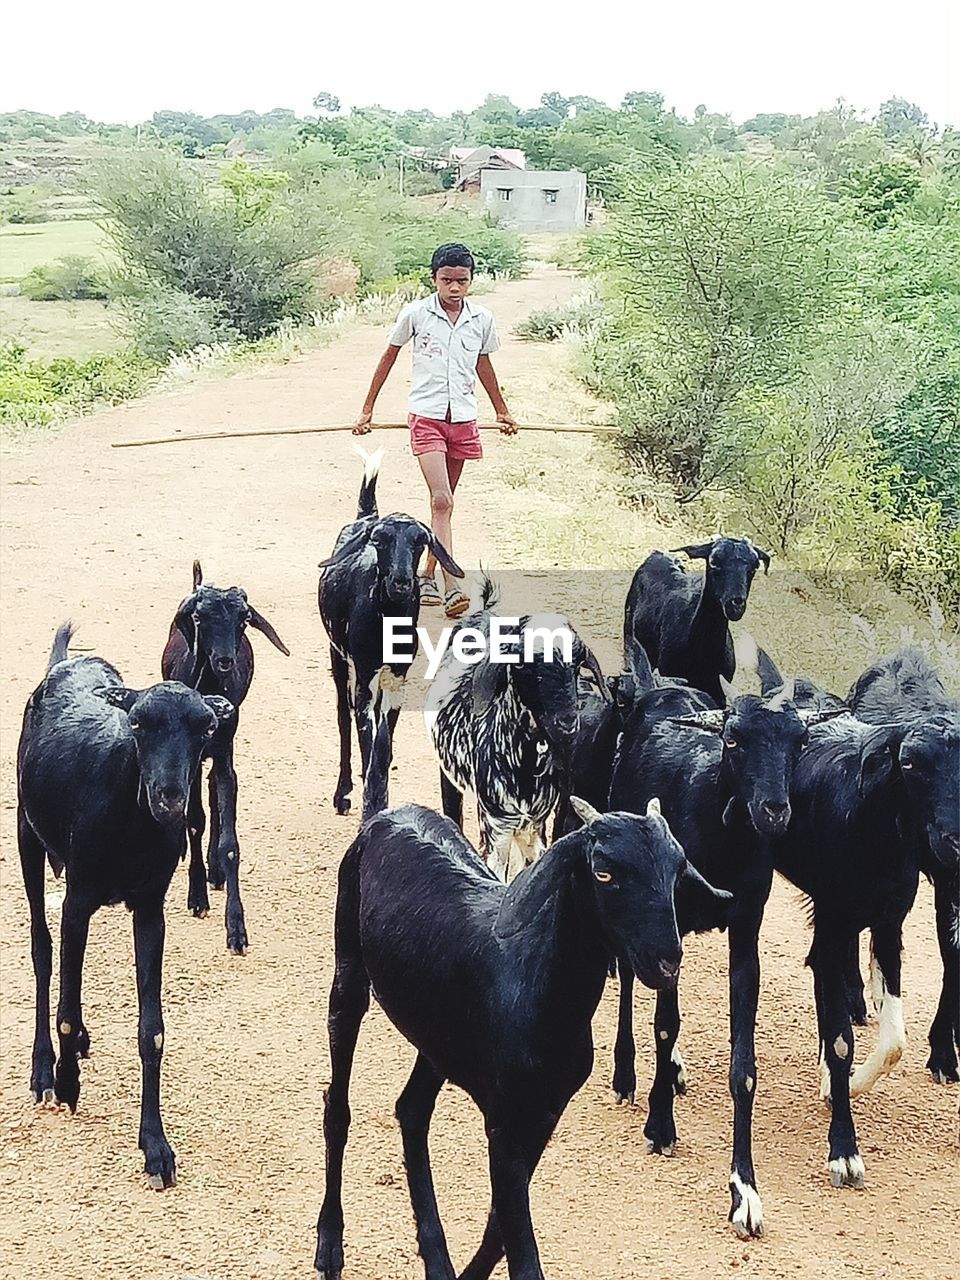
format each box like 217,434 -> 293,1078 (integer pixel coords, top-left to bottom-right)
689,573 -> 727,649
501,836 -> 611,1029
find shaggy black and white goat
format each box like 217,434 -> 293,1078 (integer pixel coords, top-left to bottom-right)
624,536 -> 770,703
424,575 -> 608,880
607,670 -> 835,1238
314,799 -> 731,1280
162,560 -> 289,953
848,648 -> 960,1084
319,448 -> 464,820
18,624 -> 234,1188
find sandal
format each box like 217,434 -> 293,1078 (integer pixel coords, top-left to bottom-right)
418,575 -> 442,606
444,588 -> 471,619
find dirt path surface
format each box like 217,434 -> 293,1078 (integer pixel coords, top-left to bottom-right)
1,269 -> 957,1280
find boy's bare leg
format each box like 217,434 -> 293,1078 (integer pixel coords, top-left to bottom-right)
419,453 -> 464,593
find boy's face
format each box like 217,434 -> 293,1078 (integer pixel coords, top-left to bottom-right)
434,266 -> 472,307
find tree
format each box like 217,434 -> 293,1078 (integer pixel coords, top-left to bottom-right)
312,91 -> 341,115
877,97 -> 932,141
540,91 -> 571,118
846,159 -> 921,226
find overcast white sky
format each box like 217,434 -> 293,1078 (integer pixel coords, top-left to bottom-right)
6,0 -> 957,129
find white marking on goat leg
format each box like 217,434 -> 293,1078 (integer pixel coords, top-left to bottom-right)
834,1034 -> 849,1059
828,1154 -> 865,1188
226,849 -> 236,861
818,1044 -> 832,1103
672,1044 -> 687,1091
869,942 -> 886,1015
154,1033 -> 163,1050
850,993 -> 905,1096
659,1029 -> 668,1041
59,1021 -> 71,1036
745,1075 -> 754,1092
729,1171 -> 764,1238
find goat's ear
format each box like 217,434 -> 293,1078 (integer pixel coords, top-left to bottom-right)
421,527 -> 464,580
671,542 -> 714,561
576,642 -> 611,701
95,685 -> 140,714
174,592 -> 198,650
193,559 -> 203,589
319,527 -> 370,569
676,859 -> 734,930
203,694 -> 235,726
857,732 -> 898,796
247,606 -> 290,656
494,850 -> 560,938
667,711 -> 725,733
755,547 -> 772,574
471,656 -> 509,718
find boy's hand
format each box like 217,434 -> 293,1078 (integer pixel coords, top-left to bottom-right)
496,411 -> 518,436
352,411 -> 373,435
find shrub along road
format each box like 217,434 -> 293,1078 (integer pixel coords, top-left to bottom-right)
0,269 -> 956,1280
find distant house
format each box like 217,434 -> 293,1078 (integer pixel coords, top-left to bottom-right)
480,169 -> 587,233
451,145 -> 526,193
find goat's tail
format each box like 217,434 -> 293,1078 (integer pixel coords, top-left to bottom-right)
352,444 -> 384,520
47,621 -> 75,673
331,828 -> 371,1012
477,569 -> 500,613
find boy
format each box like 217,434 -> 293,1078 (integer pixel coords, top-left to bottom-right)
353,242 -> 516,617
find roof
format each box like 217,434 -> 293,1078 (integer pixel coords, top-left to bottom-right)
449,145 -> 526,170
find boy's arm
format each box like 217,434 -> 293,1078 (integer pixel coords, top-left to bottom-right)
353,345 -> 402,434
477,355 -> 517,434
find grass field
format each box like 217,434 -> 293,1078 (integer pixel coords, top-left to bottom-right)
0,219 -> 113,281
0,294 -> 126,359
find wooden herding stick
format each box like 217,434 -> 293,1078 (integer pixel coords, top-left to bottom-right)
111,422 -> 618,449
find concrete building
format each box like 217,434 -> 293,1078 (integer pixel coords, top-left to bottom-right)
480,169 -> 587,233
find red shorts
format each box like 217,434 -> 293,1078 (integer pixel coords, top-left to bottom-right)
408,413 -> 483,460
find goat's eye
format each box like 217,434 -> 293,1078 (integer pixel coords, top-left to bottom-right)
205,724 -> 217,737
192,612 -> 201,624
724,737 -> 738,749
129,721 -> 140,730
594,870 -> 614,884
901,761 -> 913,771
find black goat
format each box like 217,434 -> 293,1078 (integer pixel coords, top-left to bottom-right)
771,706 -> 958,1189
848,648 -> 960,1083
314,798 -> 731,1280
624,536 -> 770,703
18,623 -> 234,1188
425,575 -> 608,879
319,447 -> 463,821
607,673 -> 832,1237
161,560 -> 289,954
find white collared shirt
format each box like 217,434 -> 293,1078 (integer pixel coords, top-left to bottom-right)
388,293 -> 500,422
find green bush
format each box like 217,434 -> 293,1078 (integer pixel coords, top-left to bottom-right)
0,339 -> 153,430
514,296 -> 602,341
95,152 -> 329,355
117,284 -> 238,362
22,255 -> 109,301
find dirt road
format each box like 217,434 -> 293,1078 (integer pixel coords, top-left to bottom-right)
1,269 -> 957,1280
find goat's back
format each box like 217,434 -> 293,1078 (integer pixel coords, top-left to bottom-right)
18,657 -> 140,853
624,552 -> 701,666
849,648 -> 956,724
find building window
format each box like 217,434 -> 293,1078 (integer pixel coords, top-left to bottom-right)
544,189 -> 559,204
497,188 -> 512,201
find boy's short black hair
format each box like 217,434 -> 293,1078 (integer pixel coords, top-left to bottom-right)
431,242 -> 475,276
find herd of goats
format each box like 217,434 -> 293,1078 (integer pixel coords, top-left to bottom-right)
14,445 -> 959,1280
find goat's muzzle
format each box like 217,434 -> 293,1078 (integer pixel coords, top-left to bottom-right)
725,597 -> 748,621
148,785 -> 188,826
213,655 -> 235,674
750,798 -> 791,836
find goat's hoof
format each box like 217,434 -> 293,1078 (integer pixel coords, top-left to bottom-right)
53,1070 -> 80,1113
315,1233 -> 344,1279
143,1138 -> 176,1189
227,928 -> 249,956
729,1174 -> 764,1238
927,1048 -> 959,1084
334,796 -> 351,816
828,1154 -> 865,1188
643,1111 -> 677,1156
33,1087 -> 57,1107
645,1137 -> 676,1157
615,1090 -> 635,1106
191,905 -> 210,919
